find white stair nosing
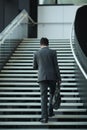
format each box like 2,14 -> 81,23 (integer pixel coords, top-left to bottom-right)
18,46 -> 71,48
18,44 -> 70,46
0,78 -> 76,81
0,97 -> 80,101
20,43 -> 70,44
3,66 -> 33,69
23,42 -> 70,44
3,66 -> 75,69
21,43 -> 70,45
21,41 -> 70,42
0,87 -> 78,90
23,38 -> 70,42
13,53 -> 73,56
0,121 -> 87,125
10,57 -> 74,59
0,92 -> 79,95
14,50 -> 72,53
6,63 -> 33,65
0,115 -> 87,119
0,74 -> 76,77
0,82 -> 77,86
6,62 -> 75,66
16,48 -> 71,50
0,102 -> 83,106
1,70 -> 75,73
0,108 -> 86,112
1,70 -> 38,72
8,59 -> 75,62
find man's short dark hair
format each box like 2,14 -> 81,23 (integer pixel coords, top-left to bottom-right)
40,37 -> 49,46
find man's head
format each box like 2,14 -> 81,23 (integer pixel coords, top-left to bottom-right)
40,37 -> 49,47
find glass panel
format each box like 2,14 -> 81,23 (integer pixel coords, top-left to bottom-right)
73,0 -> 87,5
39,0 -> 56,4
58,0 -> 87,4
0,10 -> 28,70
39,0 -> 87,5
58,0 -> 73,4
70,6 -> 87,79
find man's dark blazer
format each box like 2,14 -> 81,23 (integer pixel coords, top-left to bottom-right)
33,46 -> 61,82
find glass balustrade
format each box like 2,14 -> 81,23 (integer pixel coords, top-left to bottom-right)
70,5 -> 87,107
0,10 -> 28,71
70,6 -> 87,79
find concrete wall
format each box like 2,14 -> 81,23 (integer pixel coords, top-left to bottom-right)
0,0 -> 19,33
0,0 -> 4,32
38,5 -> 79,39
4,0 -> 19,27
0,0 -> 38,38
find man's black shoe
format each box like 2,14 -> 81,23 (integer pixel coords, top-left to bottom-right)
40,118 -> 48,123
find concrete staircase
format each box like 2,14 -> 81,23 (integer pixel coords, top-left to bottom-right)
0,39 -> 87,130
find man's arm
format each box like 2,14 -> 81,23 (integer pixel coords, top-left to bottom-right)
33,52 -> 38,70
53,50 -> 61,83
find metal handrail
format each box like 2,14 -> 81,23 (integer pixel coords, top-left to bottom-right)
0,9 -> 29,70
0,9 -> 37,43
28,15 -> 37,25
70,22 -> 87,79
27,15 -> 71,25
0,10 -> 29,44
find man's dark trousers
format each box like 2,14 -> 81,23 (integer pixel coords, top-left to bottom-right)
39,80 -> 56,119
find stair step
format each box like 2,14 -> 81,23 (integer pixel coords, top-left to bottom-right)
6,63 -> 75,66
17,47 -> 71,50
19,42 -> 70,44
0,108 -> 85,112
15,50 -> 72,53
0,38 -> 87,130
0,82 -> 77,86
1,70 -> 76,73
10,56 -> 74,59
18,45 -> 71,48
0,97 -> 80,101
3,66 -> 75,69
16,47 -> 71,50
23,39 -> 69,42
8,59 -> 75,63
0,121 -> 87,126
0,102 -> 83,106
0,92 -> 79,95
16,49 -> 72,52
23,38 -> 70,42
13,53 -> 73,56
0,87 -> 78,91
0,108 -> 86,112
0,77 -> 76,81
0,73 -> 75,77
0,115 -> 87,119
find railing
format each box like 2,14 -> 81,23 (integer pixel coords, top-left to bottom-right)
0,9 -> 29,71
70,12 -> 87,107
70,22 -> 87,79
